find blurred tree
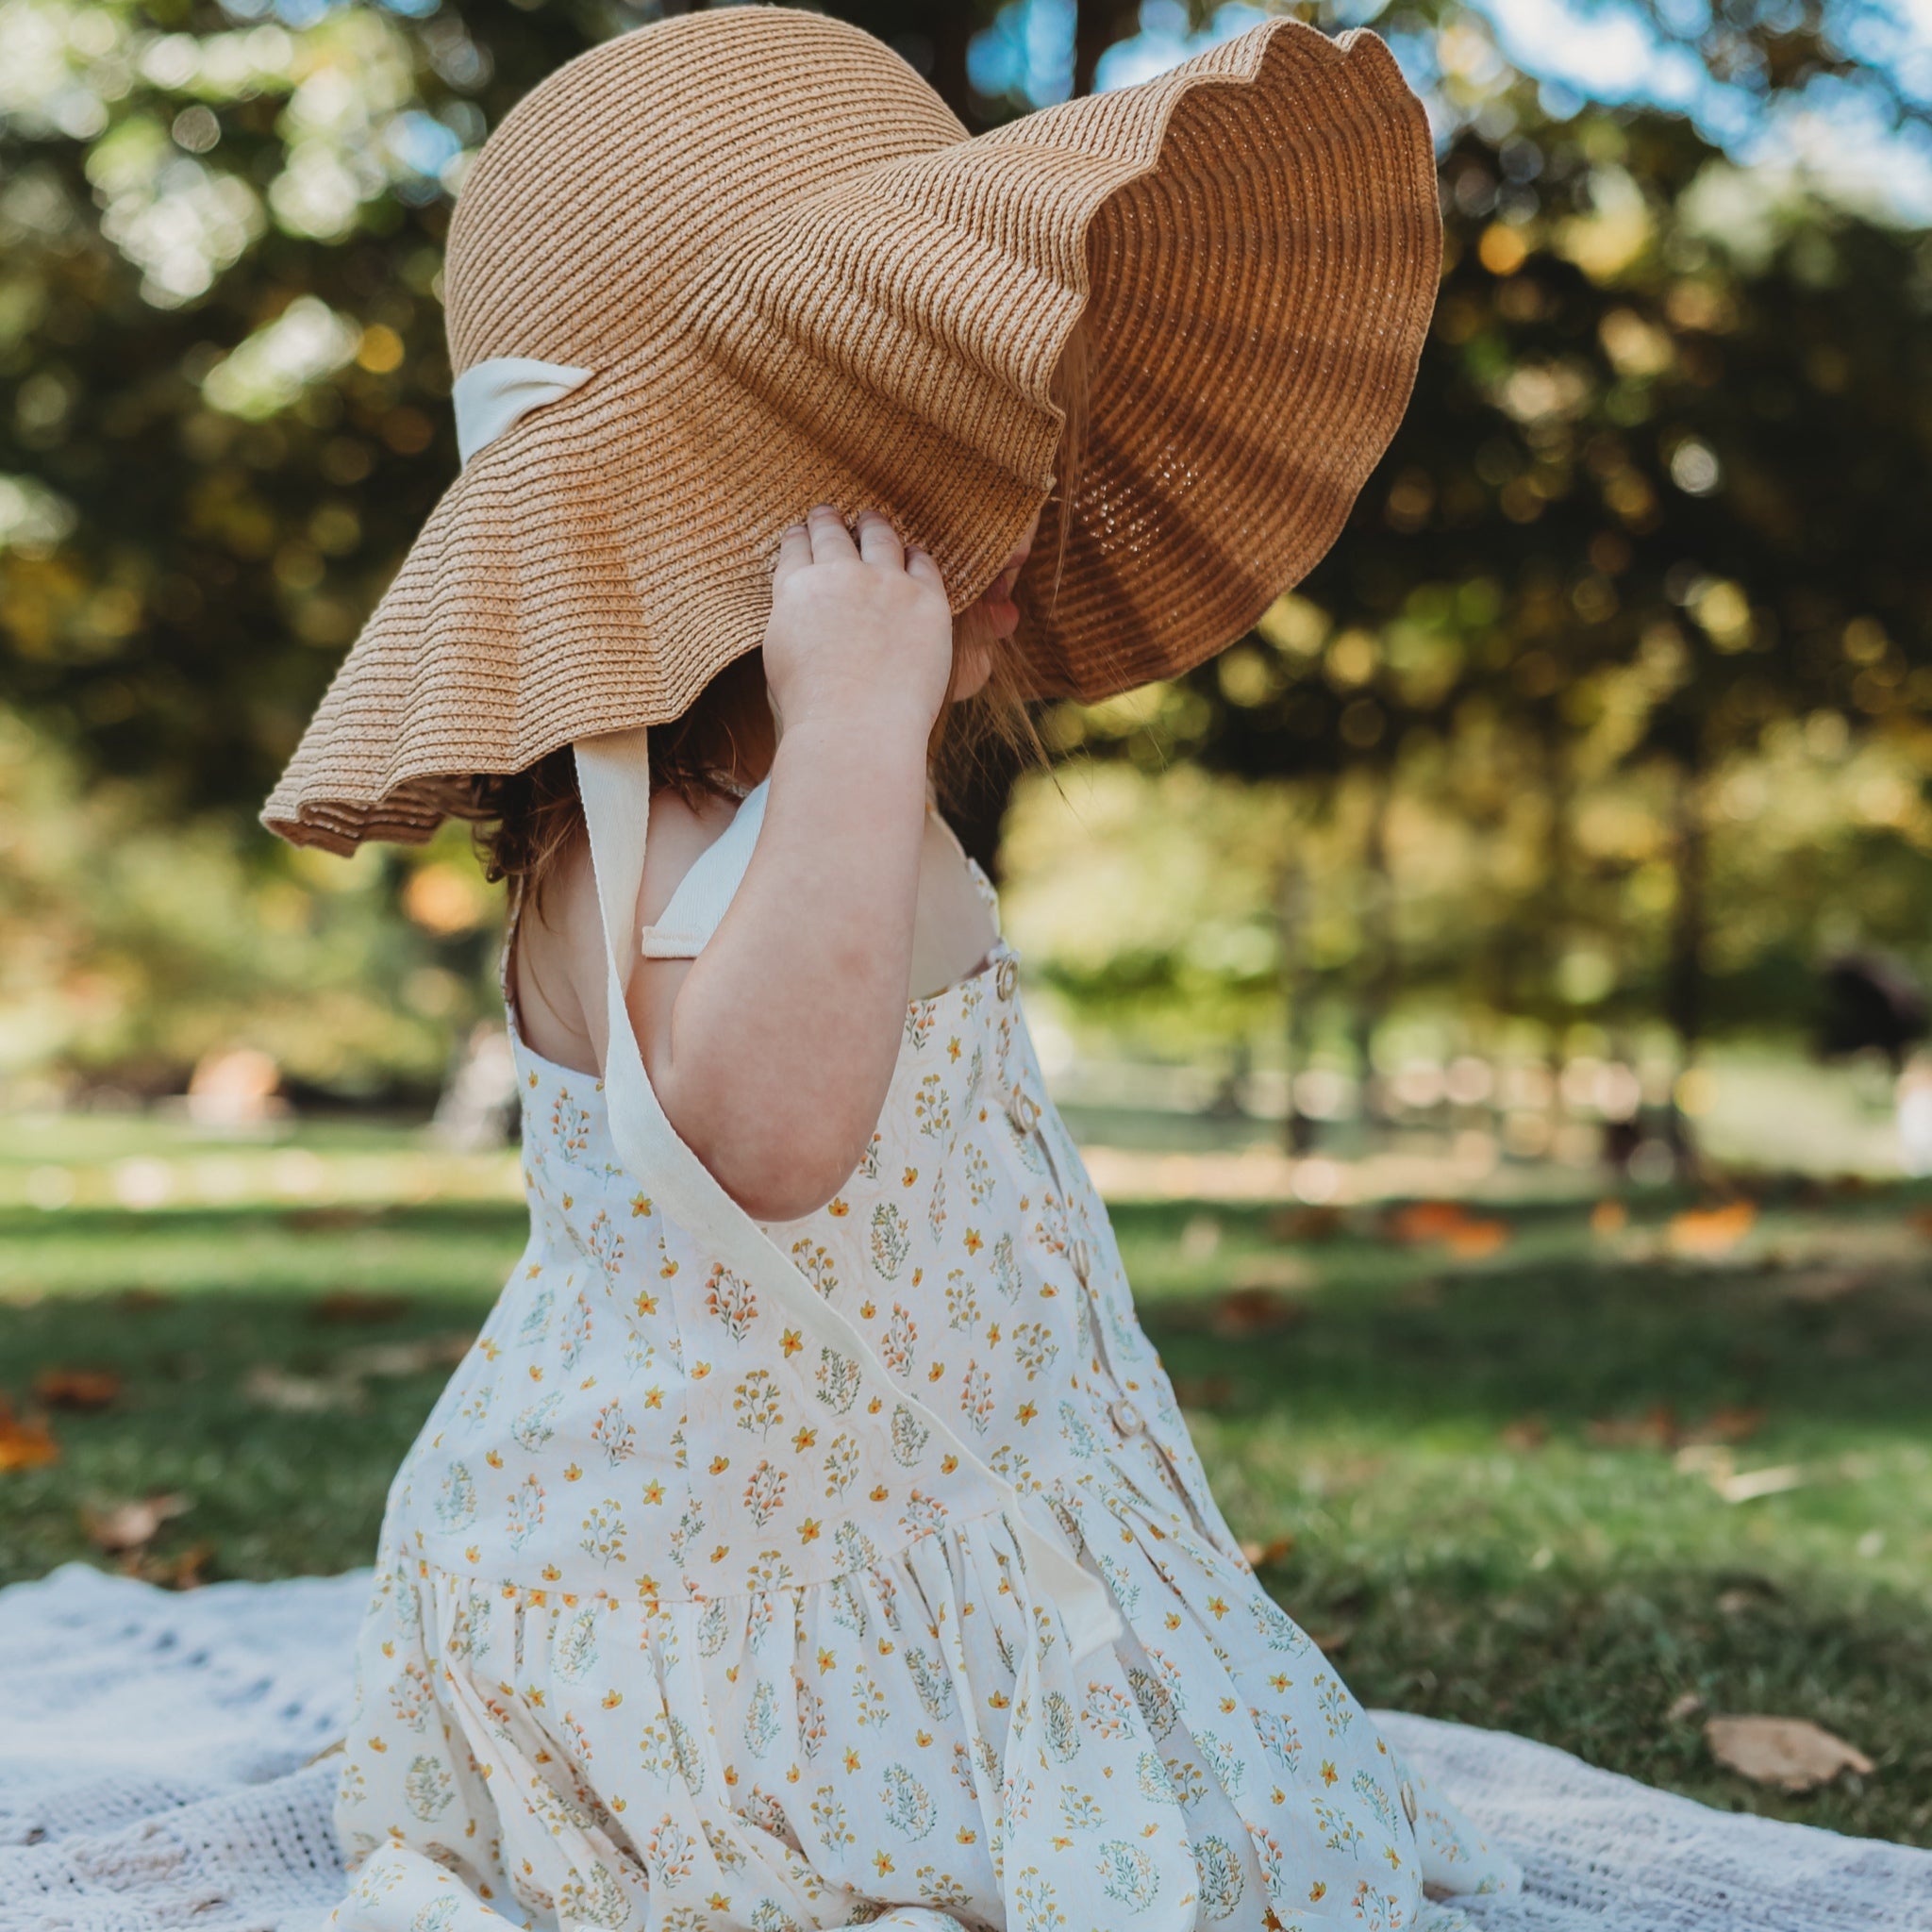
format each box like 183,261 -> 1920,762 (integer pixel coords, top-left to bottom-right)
1050,20 -> 1932,1156
3,0 -> 1930,1119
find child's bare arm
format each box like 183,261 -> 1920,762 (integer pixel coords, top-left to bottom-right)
621,506 -> 954,1221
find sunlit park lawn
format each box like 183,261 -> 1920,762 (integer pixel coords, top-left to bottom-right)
2,1111 -> 1930,1852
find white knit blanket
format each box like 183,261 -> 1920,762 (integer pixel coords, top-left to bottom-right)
1,1564 -> 1927,1931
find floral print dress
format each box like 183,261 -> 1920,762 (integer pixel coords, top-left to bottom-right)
330,737 -> 1518,1932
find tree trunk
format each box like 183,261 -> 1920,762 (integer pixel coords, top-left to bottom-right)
1074,0 -> 1139,97
1352,775 -> 1395,1134
1277,856 -> 1318,1154
929,6 -> 974,125
1664,758 -> 1706,1173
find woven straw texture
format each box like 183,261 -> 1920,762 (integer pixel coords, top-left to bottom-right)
262,6 -> 1441,853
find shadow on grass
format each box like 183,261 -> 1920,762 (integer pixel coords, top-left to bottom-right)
1113,1196 -> 1932,1440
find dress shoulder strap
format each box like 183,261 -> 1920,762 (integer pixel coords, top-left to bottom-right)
641,777 -> 770,960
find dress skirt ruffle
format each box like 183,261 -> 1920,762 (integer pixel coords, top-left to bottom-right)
334,1472 -> 1514,1932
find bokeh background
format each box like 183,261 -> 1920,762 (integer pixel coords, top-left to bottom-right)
4,0 -> 1931,1845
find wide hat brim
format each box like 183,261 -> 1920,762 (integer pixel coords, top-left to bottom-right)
264,11 -> 1442,852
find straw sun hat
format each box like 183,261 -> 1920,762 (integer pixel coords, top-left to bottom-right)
262,4 -> 1442,853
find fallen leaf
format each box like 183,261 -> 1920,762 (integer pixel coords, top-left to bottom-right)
338,1332 -> 475,1378
1500,1416 -> 1549,1451
1208,1287 -> 1307,1337
310,1291 -> 408,1324
1666,1691 -> 1706,1723
118,1288 -> 168,1311
1705,1715 -> 1874,1791
1588,1405 -> 1678,1450
1694,1406 -> 1766,1446
1386,1200 -> 1509,1257
0,1401 -> 58,1472
1239,1533 -> 1296,1569
1390,1201 -> 1471,1244
33,1367 -> 123,1410
83,1492 -> 191,1554
1909,1208 -> 1932,1242
127,1540 -> 213,1591
243,1365 -> 364,1413
1668,1199 -> 1757,1258
1590,1199 -> 1629,1237
1444,1218 -> 1509,1258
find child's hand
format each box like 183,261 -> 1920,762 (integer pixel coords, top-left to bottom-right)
764,505 -> 953,742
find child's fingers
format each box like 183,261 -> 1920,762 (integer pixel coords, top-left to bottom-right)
805,502 -> 858,565
904,544 -> 947,598
772,521 -> 812,589
855,509 -> 905,572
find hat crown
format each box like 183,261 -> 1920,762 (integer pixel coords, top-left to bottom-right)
444,8 -> 964,376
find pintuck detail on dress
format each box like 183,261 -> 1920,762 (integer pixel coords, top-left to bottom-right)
330,732 -> 1519,1932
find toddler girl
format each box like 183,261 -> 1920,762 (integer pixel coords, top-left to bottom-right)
267,8 -> 1520,1927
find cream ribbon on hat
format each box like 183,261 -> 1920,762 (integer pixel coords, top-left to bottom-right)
453,357 -> 591,467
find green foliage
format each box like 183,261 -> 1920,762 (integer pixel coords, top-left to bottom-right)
0,707 -> 502,1098
1006,715 -> 1932,1055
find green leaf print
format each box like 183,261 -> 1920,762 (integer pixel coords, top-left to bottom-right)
668,1714 -> 706,1796
433,1462 -> 476,1532
553,1605 -> 601,1683
869,1201 -> 910,1278
742,1678 -> 781,1757
1192,1835 -> 1246,1921
889,1402 -> 930,1467
402,1754 -> 454,1821
814,1348 -> 859,1414
1041,1690 -> 1079,1763
1097,1839 -> 1160,1908
511,1391 -> 563,1453
879,1762 -> 936,1839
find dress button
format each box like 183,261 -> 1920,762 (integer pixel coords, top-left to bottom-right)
1006,1085 -> 1039,1136
995,954 -> 1019,1001
1069,1237 -> 1091,1286
1108,1396 -> 1144,1438
1399,1778 -> 1418,1825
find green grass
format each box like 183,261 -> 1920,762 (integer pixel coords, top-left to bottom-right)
3,1122 -> 1929,1849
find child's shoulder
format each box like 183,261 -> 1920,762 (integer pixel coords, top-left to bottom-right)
509,782 -> 744,1070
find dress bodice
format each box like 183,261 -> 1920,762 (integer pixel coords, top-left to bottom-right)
396,862 -> 1241,1609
